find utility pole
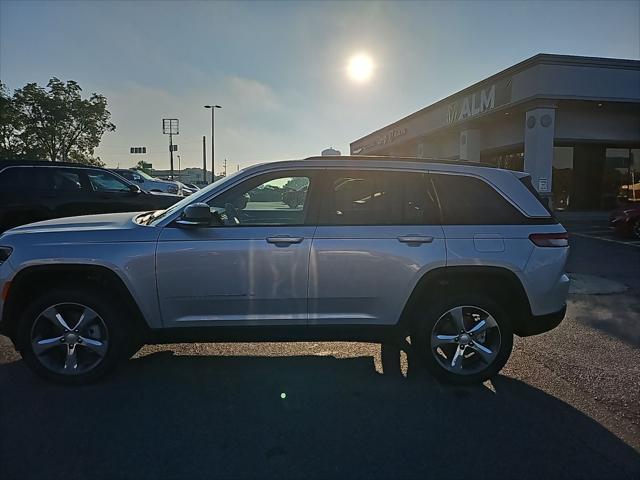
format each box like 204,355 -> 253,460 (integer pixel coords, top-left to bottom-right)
204,105 -> 221,183
162,119 -> 179,180
169,132 -> 174,179
202,136 -> 207,184
223,158 -> 227,177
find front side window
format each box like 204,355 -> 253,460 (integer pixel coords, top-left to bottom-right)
209,172 -> 312,226
87,171 -> 130,192
319,170 -> 438,225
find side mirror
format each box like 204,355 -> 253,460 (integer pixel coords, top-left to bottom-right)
128,184 -> 141,194
176,203 -> 215,227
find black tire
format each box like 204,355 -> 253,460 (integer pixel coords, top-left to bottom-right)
411,293 -> 514,385
632,219 -> 640,240
16,285 -> 130,385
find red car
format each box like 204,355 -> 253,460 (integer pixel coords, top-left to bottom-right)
609,203 -> 640,239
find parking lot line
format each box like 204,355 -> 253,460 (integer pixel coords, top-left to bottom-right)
571,232 -> 640,248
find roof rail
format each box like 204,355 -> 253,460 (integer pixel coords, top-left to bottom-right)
303,154 -> 492,168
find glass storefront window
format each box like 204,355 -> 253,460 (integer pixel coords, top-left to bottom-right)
626,149 -> 640,202
605,148 -> 639,206
480,151 -> 524,171
552,147 -> 573,210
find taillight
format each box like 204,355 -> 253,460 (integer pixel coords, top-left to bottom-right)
529,232 -> 569,247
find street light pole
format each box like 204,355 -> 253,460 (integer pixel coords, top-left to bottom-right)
204,105 -> 222,183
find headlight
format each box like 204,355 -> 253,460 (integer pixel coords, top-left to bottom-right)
0,246 -> 12,265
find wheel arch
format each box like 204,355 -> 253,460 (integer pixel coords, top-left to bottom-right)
1,264 -> 150,344
398,266 -> 533,336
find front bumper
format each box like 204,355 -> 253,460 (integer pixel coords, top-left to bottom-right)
517,304 -> 566,337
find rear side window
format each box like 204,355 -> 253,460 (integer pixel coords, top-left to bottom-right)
320,170 -> 438,225
49,169 -> 84,191
432,174 -> 525,225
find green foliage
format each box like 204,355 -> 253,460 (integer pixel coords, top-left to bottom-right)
0,78 -> 114,164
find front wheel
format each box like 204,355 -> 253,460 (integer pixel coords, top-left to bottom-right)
411,294 -> 513,384
16,286 -> 130,384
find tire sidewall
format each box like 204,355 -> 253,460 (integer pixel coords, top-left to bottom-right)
16,286 -> 129,385
632,219 -> 640,240
412,293 -> 514,385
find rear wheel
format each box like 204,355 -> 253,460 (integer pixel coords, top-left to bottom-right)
412,294 -> 513,384
632,219 -> 640,240
17,286 -> 130,384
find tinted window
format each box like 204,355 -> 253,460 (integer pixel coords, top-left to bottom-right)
432,174 -> 525,225
0,167 -> 32,188
320,170 -> 438,225
209,172 -> 313,226
50,169 -> 83,191
87,170 -> 130,192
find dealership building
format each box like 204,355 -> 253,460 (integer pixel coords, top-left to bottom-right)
350,54 -> 640,210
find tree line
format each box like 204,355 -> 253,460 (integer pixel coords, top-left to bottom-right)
0,78 -> 115,165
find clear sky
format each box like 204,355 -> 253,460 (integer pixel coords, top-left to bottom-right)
1,0 -> 639,172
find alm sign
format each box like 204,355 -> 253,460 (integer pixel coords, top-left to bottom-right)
447,78 -> 512,125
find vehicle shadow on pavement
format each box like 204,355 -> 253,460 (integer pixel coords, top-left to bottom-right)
568,295 -> 640,348
1,350 -> 639,480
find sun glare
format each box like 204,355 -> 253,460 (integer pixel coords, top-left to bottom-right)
347,54 -> 374,82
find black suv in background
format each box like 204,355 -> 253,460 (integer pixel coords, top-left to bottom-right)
0,161 -> 181,233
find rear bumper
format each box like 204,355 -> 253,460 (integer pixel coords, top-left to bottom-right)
516,304 -> 566,337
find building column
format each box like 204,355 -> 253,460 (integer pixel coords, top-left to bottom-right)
459,129 -> 481,162
524,108 -> 556,196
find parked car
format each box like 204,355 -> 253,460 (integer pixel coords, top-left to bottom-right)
0,161 -> 182,234
112,169 -> 182,195
182,182 -> 200,192
609,203 -> 640,239
176,181 -> 197,196
282,185 -> 308,208
0,156 -> 569,385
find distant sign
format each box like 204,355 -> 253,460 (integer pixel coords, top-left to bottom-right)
447,78 -> 512,125
130,147 -> 147,154
538,178 -> 549,192
162,118 -> 179,135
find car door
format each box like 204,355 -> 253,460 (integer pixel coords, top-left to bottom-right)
45,167 -> 92,219
309,169 -> 446,325
156,169 -> 319,327
82,169 -> 142,213
0,166 -> 51,232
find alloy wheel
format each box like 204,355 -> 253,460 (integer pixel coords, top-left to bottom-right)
30,303 -> 109,375
430,305 -> 501,376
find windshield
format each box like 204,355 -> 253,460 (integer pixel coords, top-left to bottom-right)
149,169 -> 245,225
134,169 -> 155,180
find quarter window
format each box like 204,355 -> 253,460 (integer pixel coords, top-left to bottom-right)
432,174 -> 525,224
0,167 -> 32,188
320,170 -> 438,225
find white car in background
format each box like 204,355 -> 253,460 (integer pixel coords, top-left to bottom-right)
112,169 -> 182,196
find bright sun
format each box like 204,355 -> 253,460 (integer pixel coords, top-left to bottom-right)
347,54 -> 374,82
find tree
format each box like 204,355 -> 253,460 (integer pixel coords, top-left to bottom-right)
1,78 -> 115,164
135,160 -> 151,174
0,82 -> 31,160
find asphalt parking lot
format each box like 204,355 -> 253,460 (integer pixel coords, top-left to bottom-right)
1,233 -> 639,480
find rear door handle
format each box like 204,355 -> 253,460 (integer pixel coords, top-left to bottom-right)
397,235 -> 434,244
266,236 -> 304,245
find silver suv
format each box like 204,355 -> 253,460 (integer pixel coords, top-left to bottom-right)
0,157 -> 569,384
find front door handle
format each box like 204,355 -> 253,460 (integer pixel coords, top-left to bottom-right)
397,235 -> 434,244
266,236 -> 304,245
